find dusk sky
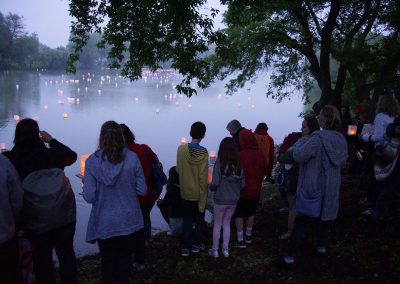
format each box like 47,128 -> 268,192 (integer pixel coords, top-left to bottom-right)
0,0 -> 225,48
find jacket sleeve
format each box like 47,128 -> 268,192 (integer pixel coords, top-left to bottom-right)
134,156 -> 147,197
209,159 -> 221,192
198,154 -> 209,213
48,139 -> 78,168
7,162 -> 23,220
277,150 -> 294,164
82,158 -> 97,204
293,135 -> 320,163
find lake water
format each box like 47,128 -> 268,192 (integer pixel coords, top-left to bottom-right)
0,69 -> 304,256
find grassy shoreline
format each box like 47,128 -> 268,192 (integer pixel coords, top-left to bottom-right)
73,183 -> 400,283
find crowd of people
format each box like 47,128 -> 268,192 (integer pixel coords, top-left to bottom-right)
1,94 -> 400,282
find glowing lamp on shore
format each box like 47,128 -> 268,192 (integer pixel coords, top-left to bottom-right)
209,151 -> 217,162
76,154 -> 90,179
347,125 -> 357,136
181,137 -> 187,145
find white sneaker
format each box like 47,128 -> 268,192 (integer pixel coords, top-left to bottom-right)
222,249 -> 229,258
208,248 -> 219,258
283,255 -> 294,264
317,246 -> 327,254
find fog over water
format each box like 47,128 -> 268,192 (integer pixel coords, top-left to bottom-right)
0,69 -> 304,256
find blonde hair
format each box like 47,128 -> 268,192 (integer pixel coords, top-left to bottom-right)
376,95 -> 400,117
318,105 -> 341,130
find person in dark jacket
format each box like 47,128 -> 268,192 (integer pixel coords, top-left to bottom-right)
4,118 -> 78,284
157,166 -> 184,236
233,129 -> 266,248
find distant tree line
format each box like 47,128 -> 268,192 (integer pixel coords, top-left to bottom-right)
0,11 -> 115,70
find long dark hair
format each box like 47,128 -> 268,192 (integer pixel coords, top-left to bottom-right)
218,137 -> 241,176
120,123 -> 136,145
98,121 -> 125,164
304,115 -> 320,134
167,166 -> 179,186
13,118 -> 44,150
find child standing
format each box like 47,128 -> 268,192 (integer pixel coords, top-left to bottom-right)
209,137 -> 244,258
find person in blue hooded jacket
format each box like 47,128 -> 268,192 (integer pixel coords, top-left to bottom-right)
83,121 -> 146,283
282,105 -> 348,265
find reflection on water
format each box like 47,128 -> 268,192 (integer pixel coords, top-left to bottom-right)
0,69 -> 304,256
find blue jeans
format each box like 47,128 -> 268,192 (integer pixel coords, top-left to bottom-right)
182,200 -> 205,249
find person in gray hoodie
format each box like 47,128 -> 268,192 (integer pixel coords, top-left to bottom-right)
0,154 -> 23,284
283,105 -> 348,265
208,137 -> 245,258
83,121 -> 147,283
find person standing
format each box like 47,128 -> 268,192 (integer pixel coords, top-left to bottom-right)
226,119 -> 245,150
254,122 -> 275,182
83,121 -> 147,283
0,154 -> 23,284
176,121 -> 208,257
4,118 -> 78,284
283,105 -> 347,265
233,129 -> 266,248
208,137 -> 244,258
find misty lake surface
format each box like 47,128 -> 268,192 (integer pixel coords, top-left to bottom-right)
0,69 -> 304,257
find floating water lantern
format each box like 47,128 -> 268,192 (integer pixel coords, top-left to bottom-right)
251,104 -> 255,110
237,103 -> 241,108
13,115 -> 20,122
77,88 -> 80,93
63,113 -> 68,119
98,90 -> 102,95
85,87 -> 88,92
181,137 -> 187,144
188,103 -> 192,109
164,95 -> 168,100
77,154 -> 90,178
115,83 -> 118,87
155,108 -> 160,114
16,84 -> 19,90
217,94 -> 222,100
44,105 -> 48,111
135,97 -> 139,103
175,102 -> 180,106
347,125 -> 357,136
57,100 -> 64,104
45,81 -> 48,86
74,80 -> 79,84
0,143 -> 6,152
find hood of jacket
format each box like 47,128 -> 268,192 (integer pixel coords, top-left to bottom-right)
239,129 -> 258,150
90,149 -> 126,186
315,130 -> 347,167
181,144 -> 208,165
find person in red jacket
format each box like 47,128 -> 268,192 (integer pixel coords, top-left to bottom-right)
255,122 -> 275,183
233,129 -> 266,248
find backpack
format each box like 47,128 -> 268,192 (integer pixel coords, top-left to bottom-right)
22,168 -> 76,233
142,145 -> 168,199
374,136 -> 400,181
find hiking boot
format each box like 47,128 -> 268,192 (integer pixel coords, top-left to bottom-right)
181,248 -> 190,257
191,245 -> 201,253
245,234 -> 252,244
235,240 -> 246,248
208,249 -> 219,258
222,249 -> 230,258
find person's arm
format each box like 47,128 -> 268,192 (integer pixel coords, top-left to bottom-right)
293,135 -> 319,163
7,162 -> 23,220
209,159 -> 221,192
82,157 -> 97,204
363,114 -> 386,143
41,131 -> 77,167
133,154 -> 147,197
198,154 -> 209,213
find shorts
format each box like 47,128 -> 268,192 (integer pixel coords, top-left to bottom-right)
233,197 -> 259,218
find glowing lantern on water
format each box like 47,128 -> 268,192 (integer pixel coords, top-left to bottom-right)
155,108 -> 160,114
44,105 -> 48,111
347,125 -> 357,136
63,113 -> 68,119
188,103 -> 192,109
251,104 -> 255,110
181,137 -> 187,144
16,84 -> 19,90
13,115 -> 20,122
77,154 -> 90,178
